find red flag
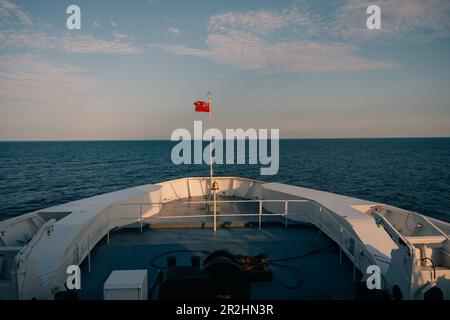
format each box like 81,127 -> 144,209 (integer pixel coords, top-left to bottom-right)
194,100 -> 210,112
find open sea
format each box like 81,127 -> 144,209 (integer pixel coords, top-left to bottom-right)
0,138 -> 449,222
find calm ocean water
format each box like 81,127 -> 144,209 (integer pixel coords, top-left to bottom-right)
0,138 -> 449,222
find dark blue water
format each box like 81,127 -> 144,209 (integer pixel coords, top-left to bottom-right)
0,138 -> 449,222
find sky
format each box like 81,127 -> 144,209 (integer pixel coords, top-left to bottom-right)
0,0 -> 449,140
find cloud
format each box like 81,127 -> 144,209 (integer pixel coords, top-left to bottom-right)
158,1 -> 450,73
0,54 -> 97,106
158,6 -> 396,73
0,0 -> 32,26
0,29 -> 140,54
113,30 -> 128,39
0,1 -> 140,54
207,8 -> 314,36
62,33 -> 139,54
165,27 -> 180,36
0,54 -> 105,140
163,32 -> 395,73
93,19 -> 102,28
333,0 -> 450,41
110,18 -> 118,28
0,0 -> 141,54
0,30 -> 54,50
207,1 -> 450,43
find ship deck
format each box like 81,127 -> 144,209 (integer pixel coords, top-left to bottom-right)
77,196 -> 360,300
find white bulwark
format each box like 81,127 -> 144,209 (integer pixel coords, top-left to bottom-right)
0,176 -> 448,300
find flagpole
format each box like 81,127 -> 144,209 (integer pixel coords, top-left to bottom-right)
208,91 -> 213,194
207,91 -> 218,232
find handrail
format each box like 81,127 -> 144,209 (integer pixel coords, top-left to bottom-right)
36,197 -> 388,294
37,202 -> 162,282
36,210 -> 112,287
123,198 -> 375,264
123,198 -> 388,286
120,203 -> 164,206
315,205 -> 390,286
184,199 -> 309,203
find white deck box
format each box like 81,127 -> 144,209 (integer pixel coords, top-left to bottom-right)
103,270 -> 148,300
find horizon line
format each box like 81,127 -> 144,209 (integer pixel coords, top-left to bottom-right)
1,136 -> 450,142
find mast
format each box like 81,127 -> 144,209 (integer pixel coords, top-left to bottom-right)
207,91 -> 219,232
207,91 -> 213,195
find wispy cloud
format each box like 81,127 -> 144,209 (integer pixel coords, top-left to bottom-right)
165,27 -> 180,36
62,33 -> 139,54
0,1 -> 140,54
207,8 -> 314,36
0,0 -> 32,26
110,18 -> 118,28
155,1 -> 450,73
93,19 -> 102,28
333,0 -> 450,41
158,6 -> 396,73
163,35 -> 395,73
0,29 -> 141,54
0,54 -> 97,105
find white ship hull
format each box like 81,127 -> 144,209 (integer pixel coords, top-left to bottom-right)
0,177 -> 449,300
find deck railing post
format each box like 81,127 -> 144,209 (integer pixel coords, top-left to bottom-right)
340,227 -> 343,264
258,200 -> 262,230
140,204 -> 143,234
213,192 -> 217,232
284,200 -> 288,228
353,241 -> 357,281
88,233 -> 91,273
319,207 -> 322,237
107,210 -> 110,245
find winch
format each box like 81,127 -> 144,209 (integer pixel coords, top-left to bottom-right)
153,250 -> 273,300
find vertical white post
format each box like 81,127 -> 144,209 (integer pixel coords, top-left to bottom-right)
353,241 -> 357,281
340,227 -> 343,264
88,233 -> 91,273
319,207 -> 322,237
284,200 -> 288,228
213,191 -> 217,232
208,92 -> 213,196
140,204 -> 143,234
258,200 -> 262,230
107,210 -> 110,245
207,92 -> 217,233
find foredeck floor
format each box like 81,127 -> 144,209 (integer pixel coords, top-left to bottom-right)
78,222 -> 360,299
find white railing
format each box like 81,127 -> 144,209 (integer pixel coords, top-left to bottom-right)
119,203 -> 163,234
156,199 -> 307,230
37,202 -> 164,288
35,197 -> 388,296
122,198 -> 387,284
36,218 -> 111,290
312,204 -> 390,286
